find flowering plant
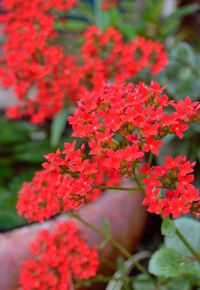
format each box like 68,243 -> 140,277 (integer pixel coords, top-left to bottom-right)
0,0 -> 200,289
16,80 -> 200,289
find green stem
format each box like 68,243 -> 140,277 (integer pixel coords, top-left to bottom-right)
131,163 -> 145,193
68,211 -> 151,279
135,177 -> 144,193
133,172 -> 145,194
92,184 -> 139,192
175,227 -> 200,262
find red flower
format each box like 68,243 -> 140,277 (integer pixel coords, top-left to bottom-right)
20,221 -> 99,290
143,137 -> 162,155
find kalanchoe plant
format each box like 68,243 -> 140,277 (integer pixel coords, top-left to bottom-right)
0,0 -> 200,289
17,81 -> 200,289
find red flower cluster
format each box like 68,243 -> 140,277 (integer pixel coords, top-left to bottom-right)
0,0 -> 77,123
69,81 -> 200,173
142,156 -> 199,218
17,139 -> 121,222
81,26 -> 168,83
17,81 -> 200,221
0,0 -> 168,123
17,142 -> 98,221
20,221 -> 99,290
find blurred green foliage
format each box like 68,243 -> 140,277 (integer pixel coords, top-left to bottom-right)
56,0 -> 199,40
0,117 -> 51,230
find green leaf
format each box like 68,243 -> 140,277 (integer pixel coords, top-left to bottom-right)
181,261 -> 200,278
0,166 -> 14,183
132,274 -> 154,290
170,42 -> 197,68
164,217 -> 200,256
190,123 -> 200,133
161,218 -> 175,237
50,108 -> 69,147
0,120 -> 27,144
0,190 -> 27,229
0,210 -> 26,230
149,248 -> 183,278
94,0 -> 111,31
160,4 -> 200,36
168,277 -> 190,290
9,170 -> 35,194
169,3 -> 199,19
15,140 -> 52,163
159,42 -> 200,101
141,0 -> 164,25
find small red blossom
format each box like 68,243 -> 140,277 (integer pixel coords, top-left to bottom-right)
143,137 -> 162,155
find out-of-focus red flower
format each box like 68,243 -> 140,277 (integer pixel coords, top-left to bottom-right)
101,0 -> 118,11
0,0 -> 77,123
20,221 -> 99,290
0,0 -> 168,124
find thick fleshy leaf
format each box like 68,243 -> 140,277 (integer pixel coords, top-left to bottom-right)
165,217 -> 200,256
149,248 -> 183,278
